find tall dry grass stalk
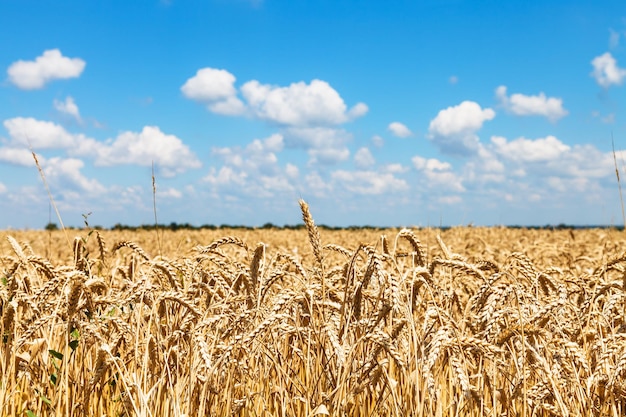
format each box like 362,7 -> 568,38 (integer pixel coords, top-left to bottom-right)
612,135 -> 626,229
31,149 -> 71,250
152,161 -> 163,258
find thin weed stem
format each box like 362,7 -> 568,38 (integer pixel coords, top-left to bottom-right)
31,148 -> 71,250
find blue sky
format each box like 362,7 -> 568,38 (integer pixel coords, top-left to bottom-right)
1,0 -> 626,228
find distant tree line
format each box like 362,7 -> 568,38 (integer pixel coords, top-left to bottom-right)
43,221 -> 392,231
43,221 -> 624,231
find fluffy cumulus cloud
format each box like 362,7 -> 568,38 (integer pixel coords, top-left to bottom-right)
204,166 -> 248,188
181,68 -> 368,169
462,146 -> 506,185
203,133 -> 411,202
204,134 -> 296,198
545,145 -> 614,179
180,68 -> 245,115
0,147 -> 37,167
241,79 -> 367,126
491,135 -> 571,162
93,126 -> 201,177
44,157 -> 106,194
285,163 -> 299,179
347,102 -> 369,120
1,118 -> 199,177
212,133 -> 284,173
3,117 -> 86,149
283,127 -> 351,165
546,176 -> 592,194
371,135 -> 384,147
591,52 -> 626,88
7,49 -> 86,90
308,146 -> 351,166
387,122 -> 412,138
428,101 -> 495,155
455,134 -> 620,202
53,97 -> 81,122
412,155 -> 465,192
2,152 -> 109,205
181,68 -> 368,128
331,170 -> 408,195
354,147 -> 375,169
157,187 -> 183,199
477,146 -> 505,175
305,171 -> 333,197
412,156 -> 452,172
495,86 -> 568,122
408,137 -> 620,209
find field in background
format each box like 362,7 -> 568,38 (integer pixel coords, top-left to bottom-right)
2,209 -> 626,416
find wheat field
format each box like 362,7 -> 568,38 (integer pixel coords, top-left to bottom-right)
2,202 -> 626,416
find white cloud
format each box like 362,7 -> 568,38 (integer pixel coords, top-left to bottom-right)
591,52 -> 626,88
0,182 -> 6,194
285,163 -> 299,179
181,69 -> 367,166
476,146 -> 505,174
308,146 -> 351,165
258,174 -> 294,194
0,147 -> 36,166
384,163 -> 408,174
438,195 -> 462,205
44,157 -> 106,194
204,166 -> 248,187
412,155 -> 465,192
495,86 -> 568,122
371,135 -> 384,147
387,122 -> 412,138
462,146 -> 506,184
412,156 -> 451,171
491,135 -> 570,162
7,49 -> 86,90
546,176 -> 590,193
203,164 -> 291,198
453,136 -> 621,203
53,96 -> 81,122
181,68 -> 237,101
2,118 -> 198,177
241,79 -> 366,126
212,133 -> 284,173
332,170 -> 408,195
207,96 -> 247,116
5,117 -> 75,148
204,133 -> 298,198
283,127 -> 351,165
181,69 -> 368,127
546,144 -> 613,179
428,101 -> 495,155
157,187 -> 183,199
258,132 -> 284,152
354,147 -> 375,169
180,68 -> 245,115
347,102 -> 369,119
429,101 -> 495,137
305,171 -> 333,197
94,126 -> 201,177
